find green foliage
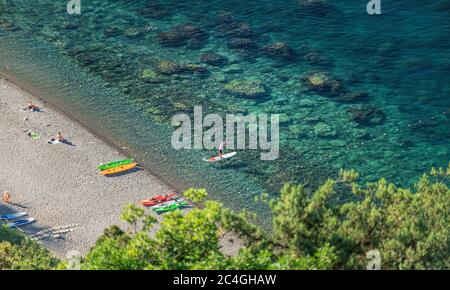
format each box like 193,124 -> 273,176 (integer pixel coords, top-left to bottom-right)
2,165 -> 448,270
0,226 -> 58,270
78,166 -> 449,270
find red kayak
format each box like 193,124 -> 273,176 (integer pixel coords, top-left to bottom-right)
140,193 -> 177,207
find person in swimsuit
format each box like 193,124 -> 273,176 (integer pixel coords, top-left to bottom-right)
26,101 -> 39,112
218,141 -> 226,157
49,132 -> 65,144
2,191 -> 11,204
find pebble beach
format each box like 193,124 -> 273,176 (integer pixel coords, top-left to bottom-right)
0,76 -> 178,257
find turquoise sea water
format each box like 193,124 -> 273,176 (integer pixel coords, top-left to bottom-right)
1,1 -> 449,215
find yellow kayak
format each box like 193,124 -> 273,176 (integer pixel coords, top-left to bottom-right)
100,163 -> 137,175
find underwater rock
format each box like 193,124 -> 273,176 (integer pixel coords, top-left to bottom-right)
217,21 -> 254,38
215,73 -> 228,83
337,91 -> 370,103
157,30 -> 185,47
140,2 -> 171,20
63,21 -> 79,30
157,24 -> 207,48
289,124 -> 308,138
301,72 -> 341,94
224,79 -> 268,98
348,105 -> 386,126
125,28 -> 141,38
227,37 -> 257,50
179,64 -> 208,74
299,0 -> 332,15
0,19 -> 18,31
303,52 -> 330,66
304,116 -> 322,124
200,52 -> 228,66
214,11 -> 234,26
314,122 -> 337,138
222,65 -> 244,74
103,27 -> 121,37
140,69 -> 169,83
261,42 -> 296,60
155,60 -> 180,75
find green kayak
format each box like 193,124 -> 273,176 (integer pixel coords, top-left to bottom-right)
153,201 -> 189,214
98,159 -> 134,171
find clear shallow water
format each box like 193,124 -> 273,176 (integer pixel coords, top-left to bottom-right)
1,1 -> 449,211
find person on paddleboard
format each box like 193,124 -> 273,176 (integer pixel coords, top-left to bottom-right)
218,141 -> 226,157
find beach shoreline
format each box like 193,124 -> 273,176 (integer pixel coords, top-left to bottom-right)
0,75 -> 185,258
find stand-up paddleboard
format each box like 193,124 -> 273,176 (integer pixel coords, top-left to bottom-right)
98,159 -> 134,171
0,212 -> 27,220
101,163 -> 137,175
7,218 -> 36,228
205,152 -> 237,163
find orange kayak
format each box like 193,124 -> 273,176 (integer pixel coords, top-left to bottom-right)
100,163 -> 137,175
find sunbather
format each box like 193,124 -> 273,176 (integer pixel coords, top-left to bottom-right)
2,191 -> 11,203
26,101 -> 40,112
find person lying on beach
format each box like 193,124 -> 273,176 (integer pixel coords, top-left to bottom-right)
48,132 -> 75,146
48,132 -> 65,144
2,191 -> 11,204
25,101 -> 40,112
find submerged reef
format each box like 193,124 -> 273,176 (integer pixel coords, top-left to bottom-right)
348,105 -> 386,126
261,42 -> 296,61
224,79 -> 268,98
158,24 -> 207,49
301,72 -> 341,95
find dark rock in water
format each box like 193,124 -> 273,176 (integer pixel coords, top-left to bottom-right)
408,120 -> 441,138
157,24 -> 207,49
227,37 -> 258,50
179,64 -> 208,74
158,30 -> 185,47
301,72 -> 342,94
103,27 -> 121,37
261,42 -> 296,60
348,105 -> 386,126
155,60 -> 180,75
299,0 -> 332,15
125,28 -> 141,38
224,79 -> 268,98
139,2 -> 171,20
214,11 -> 234,26
303,52 -> 330,66
344,73 -> 363,85
218,21 -> 254,38
0,19 -> 18,31
337,91 -> 370,103
141,69 -> 169,83
200,52 -> 228,66
63,21 -> 79,30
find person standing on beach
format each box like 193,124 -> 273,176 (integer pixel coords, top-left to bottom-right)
2,191 -> 11,204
